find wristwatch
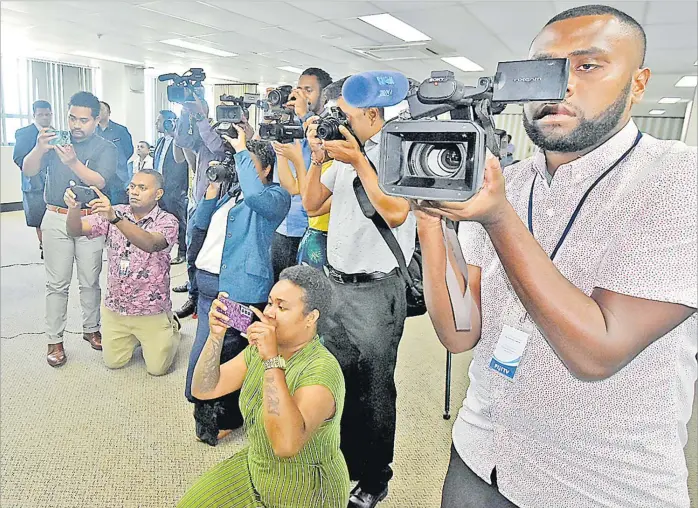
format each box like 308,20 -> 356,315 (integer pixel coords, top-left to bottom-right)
109,211 -> 123,225
263,355 -> 286,371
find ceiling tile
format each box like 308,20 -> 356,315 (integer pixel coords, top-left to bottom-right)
138,1 -> 270,32
645,24 -> 698,50
292,1 -> 383,20
203,0 -> 323,25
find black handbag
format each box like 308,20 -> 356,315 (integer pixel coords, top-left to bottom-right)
353,176 -> 426,317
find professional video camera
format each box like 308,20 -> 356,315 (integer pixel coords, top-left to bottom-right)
158,68 -> 206,104
315,106 -> 350,141
257,86 -> 305,143
346,59 -> 569,201
259,121 -> 305,144
213,93 -> 260,139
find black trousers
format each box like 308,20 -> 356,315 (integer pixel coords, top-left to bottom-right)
323,273 -> 406,495
441,445 -> 518,508
161,190 -> 187,258
271,232 -> 302,283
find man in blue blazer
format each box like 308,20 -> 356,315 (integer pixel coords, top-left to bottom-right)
185,124 -> 291,446
13,100 -> 53,257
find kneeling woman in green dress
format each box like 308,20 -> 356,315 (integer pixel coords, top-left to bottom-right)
178,265 -> 350,508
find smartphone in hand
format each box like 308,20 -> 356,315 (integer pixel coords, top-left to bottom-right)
218,297 -> 255,333
48,130 -> 71,146
71,185 -> 98,204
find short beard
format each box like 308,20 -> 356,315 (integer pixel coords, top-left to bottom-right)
523,82 -> 631,153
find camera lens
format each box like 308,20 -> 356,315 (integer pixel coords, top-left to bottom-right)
408,142 -> 466,178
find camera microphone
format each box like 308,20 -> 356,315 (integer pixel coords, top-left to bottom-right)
342,71 -> 410,108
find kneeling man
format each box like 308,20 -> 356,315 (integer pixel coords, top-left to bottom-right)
66,170 -> 180,375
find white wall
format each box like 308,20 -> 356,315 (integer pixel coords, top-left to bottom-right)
682,90 -> 697,147
96,61 -> 146,144
1,146 -> 22,204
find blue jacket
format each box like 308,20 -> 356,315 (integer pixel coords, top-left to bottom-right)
13,123 -> 45,193
194,150 -> 291,303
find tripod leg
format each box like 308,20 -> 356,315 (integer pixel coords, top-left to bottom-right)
444,350 -> 452,420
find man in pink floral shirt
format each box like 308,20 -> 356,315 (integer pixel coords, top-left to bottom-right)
65,170 -> 181,375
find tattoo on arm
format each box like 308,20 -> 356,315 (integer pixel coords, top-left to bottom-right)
264,371 -> 281,416
192,337 -> 224,395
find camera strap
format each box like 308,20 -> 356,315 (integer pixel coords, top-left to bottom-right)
352,176 -> 419,297
442,220 -> 473,331
527,130 -> 642,261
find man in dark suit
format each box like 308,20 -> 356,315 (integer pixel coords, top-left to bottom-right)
97,100 -> 133,205
13,100 -> 53,257
153,110 -> 189,264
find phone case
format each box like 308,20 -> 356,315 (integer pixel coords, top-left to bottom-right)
72,186 -> 98,204
219,297 -> 254,333
49,131 -> 71,146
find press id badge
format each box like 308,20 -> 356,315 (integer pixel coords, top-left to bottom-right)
489,316 -> 532,381
119,257 -> 130,277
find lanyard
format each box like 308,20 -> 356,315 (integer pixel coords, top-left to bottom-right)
528,131 -> 642,261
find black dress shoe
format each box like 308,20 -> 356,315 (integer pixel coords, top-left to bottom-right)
348,485 -> 388,508
176,298 -> 196,319
171,255 -> 185,265
172,283 -> 189,293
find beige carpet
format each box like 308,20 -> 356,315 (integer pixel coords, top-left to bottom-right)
0,210 -> 695,508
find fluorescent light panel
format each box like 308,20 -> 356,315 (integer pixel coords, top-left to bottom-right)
73,51 -> 143,66
277,66 -> 304,74
161,39 -> 236,57
658,97 -> 682,104
675,75 -> 697,88
358,13 -> 431,42
441,56 -> 484,72
649,109 -> 665,115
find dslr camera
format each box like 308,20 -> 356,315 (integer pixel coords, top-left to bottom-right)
206,150 -> 238,196
158,68 -> 206,104
315,106 -> 350,141
379,59 -> 569,201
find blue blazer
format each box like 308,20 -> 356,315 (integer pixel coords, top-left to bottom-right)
13,124 -> 45,193
194,150 -> 291,304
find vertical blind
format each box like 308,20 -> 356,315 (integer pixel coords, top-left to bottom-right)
0,56 -> 94,144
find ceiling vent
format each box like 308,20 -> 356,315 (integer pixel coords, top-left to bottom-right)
352,42 -> 452,61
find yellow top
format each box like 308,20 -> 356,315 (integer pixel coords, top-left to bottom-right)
307,161 -> 333,232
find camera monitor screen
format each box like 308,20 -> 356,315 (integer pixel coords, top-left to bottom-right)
492,58 -> 569,103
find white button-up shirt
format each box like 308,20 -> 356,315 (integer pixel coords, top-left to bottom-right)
455,120 -> 697,508
321,132 -> 416,274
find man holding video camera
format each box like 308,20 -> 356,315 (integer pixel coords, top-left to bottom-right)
172,96 -> 226,318
270,67 -> 332,282
64,170 -> 181,376
304,80 -> 416,507
21,91 -> 118,367
415,6 -> 696,508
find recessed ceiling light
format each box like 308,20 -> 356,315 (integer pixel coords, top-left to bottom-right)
649,109 -> 665,115
73,51 -> 143,66
675,75 -> 697,88
658,97 -> 682,104
277,66 -> 304,74
161,39 -> 236,57
441,56 -> 484,72
358,13 -> 431,42
694,60 -> 697,66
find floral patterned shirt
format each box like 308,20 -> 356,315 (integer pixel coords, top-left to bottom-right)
87,204 -> 178,316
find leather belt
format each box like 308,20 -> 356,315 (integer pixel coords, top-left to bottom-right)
327,266 -> 398,284
46,204 -> 93,216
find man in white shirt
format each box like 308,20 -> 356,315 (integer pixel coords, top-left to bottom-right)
417,5 -> 697,508
304,84 -> 416,508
